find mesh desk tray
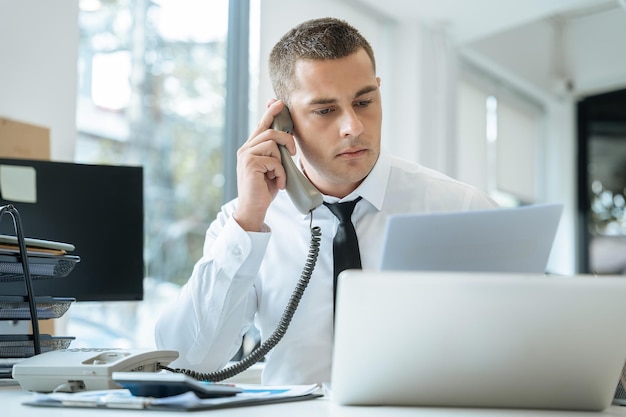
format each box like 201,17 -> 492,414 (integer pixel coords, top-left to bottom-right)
0,252 -> 80,282
0,296 -> 75,320
0,334 -> 74,358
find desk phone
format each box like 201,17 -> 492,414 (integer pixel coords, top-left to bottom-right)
12,348 -> 178,392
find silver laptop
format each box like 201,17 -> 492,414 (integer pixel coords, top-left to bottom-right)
331,270 -> 626,411
379,204 -> 563,273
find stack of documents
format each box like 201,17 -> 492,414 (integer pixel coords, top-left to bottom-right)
0,234 -> 75,256
23,384 -> 322,411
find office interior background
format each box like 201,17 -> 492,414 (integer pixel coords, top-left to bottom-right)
0,0 -> 625,349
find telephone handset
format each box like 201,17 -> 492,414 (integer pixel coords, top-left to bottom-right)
272,106 -> 323,214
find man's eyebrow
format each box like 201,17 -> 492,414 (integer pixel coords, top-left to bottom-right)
307,85 -> 379,106
354,85 -> 378,98
308,97 -> 336,106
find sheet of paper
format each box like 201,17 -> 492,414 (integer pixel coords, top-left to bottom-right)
379,204 -> 563,273
25,384 -> 322,410
0,165 -> 37,203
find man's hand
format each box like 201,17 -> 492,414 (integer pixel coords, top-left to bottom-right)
233,100 -> 297,232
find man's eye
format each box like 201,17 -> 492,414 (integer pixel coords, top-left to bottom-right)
315,108 -> 332,115
355,99 -> 372,107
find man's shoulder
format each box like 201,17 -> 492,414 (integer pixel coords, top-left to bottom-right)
388,155 -> 455,182
386,155 -> 496,208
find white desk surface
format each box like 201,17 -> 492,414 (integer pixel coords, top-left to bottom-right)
3,384 -> 626,417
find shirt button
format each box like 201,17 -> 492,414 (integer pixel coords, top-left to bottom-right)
232,245 -> 242,257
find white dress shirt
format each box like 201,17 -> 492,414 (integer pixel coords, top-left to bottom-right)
154,150 -> 497,385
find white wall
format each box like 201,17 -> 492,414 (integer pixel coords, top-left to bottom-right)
466,7 -> 626,99
0,0 -> 78,161
566,8 -> 626,94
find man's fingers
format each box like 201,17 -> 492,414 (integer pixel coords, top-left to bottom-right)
247,100 -> 284,142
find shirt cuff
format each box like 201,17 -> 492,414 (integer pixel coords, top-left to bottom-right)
211,216 -> 271,278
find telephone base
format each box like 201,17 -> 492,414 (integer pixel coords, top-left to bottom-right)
11,348 -> 179,393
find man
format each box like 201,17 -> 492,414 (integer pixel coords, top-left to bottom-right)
155,17 -> 496,385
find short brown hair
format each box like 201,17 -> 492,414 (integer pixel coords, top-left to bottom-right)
269,17 -> 376,105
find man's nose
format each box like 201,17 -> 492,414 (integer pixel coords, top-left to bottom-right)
339,108 -> 364,138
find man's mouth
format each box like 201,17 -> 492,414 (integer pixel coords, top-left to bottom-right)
338,148 -> 367,159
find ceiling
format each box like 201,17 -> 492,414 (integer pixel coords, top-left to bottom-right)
354,0 -> 622,43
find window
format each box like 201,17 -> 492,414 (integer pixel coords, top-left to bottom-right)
67,0 -> 251,348
457,63 -> 546,207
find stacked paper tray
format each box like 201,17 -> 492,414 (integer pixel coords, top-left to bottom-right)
0,296 -> 75,320
0,252 -> 80,281
0,334 -> 74,358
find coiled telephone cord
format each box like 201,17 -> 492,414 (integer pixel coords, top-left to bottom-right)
160,222 -> 322,382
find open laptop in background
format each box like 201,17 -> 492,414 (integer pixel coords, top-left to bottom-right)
379,203 -> 563,273
331,270 -> 626,411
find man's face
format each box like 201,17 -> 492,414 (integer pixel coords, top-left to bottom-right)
288,48 -> 382,198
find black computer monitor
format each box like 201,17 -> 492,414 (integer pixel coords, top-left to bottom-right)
0,158 -> 143,301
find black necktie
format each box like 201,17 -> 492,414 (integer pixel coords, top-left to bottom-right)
324,197 -> 362,310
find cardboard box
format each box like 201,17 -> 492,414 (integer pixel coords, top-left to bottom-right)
0,117 -> 50,160
1,116 -> 53,333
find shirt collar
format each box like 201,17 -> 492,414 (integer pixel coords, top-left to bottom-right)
299,149 -> 390,212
